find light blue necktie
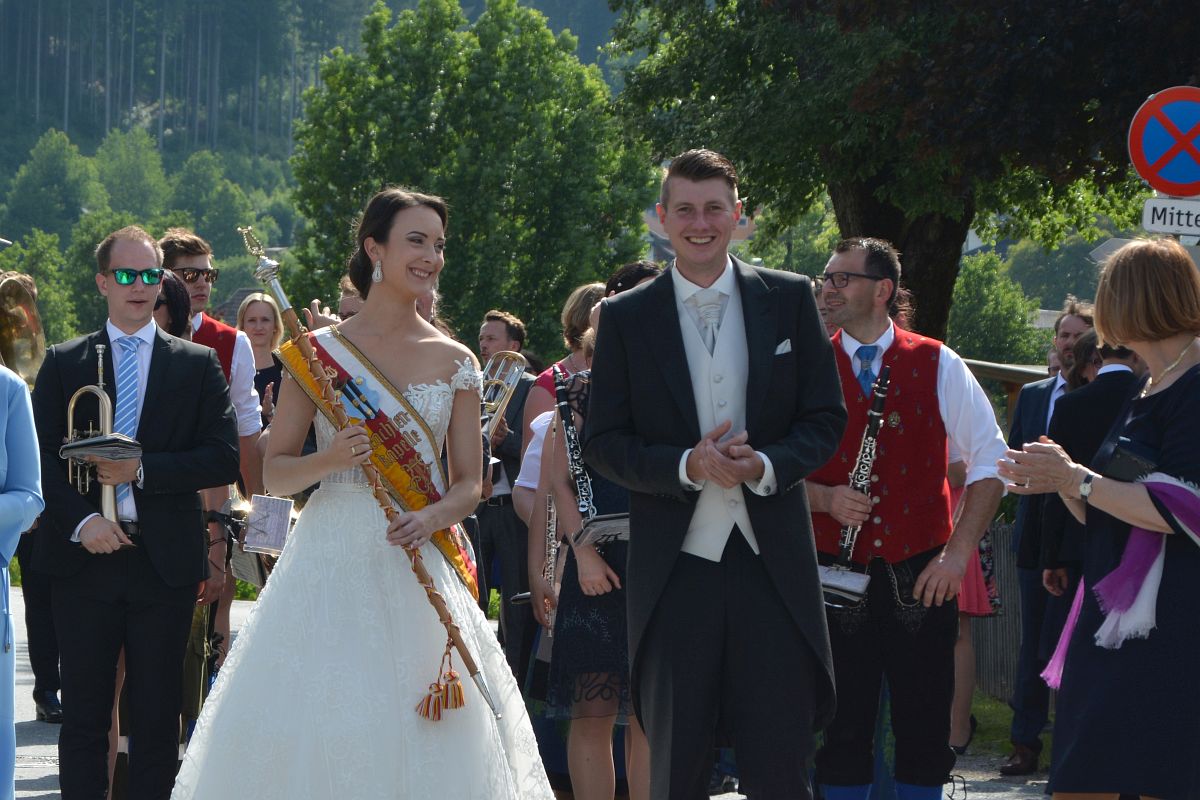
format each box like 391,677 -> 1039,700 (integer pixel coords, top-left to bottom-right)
113,336 -> 141,508
855,345 -> 878,397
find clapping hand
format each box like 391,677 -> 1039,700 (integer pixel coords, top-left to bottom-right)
261,382 -> 276,423
303,299 -> 341,330
685,421 -> 764,489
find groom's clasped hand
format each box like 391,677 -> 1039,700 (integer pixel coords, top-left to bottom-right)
684,419 -> 764,488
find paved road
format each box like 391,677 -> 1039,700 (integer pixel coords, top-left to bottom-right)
10,588 -> 1046,799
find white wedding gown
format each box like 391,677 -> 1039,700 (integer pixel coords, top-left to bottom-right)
172,362 -> 552,799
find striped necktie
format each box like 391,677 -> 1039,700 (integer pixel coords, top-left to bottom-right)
113,335 -> 141,508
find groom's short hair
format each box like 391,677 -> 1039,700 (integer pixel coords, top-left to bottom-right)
660,149 -> 739,206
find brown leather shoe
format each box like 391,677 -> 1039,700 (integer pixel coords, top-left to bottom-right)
999,742 -> 1039,776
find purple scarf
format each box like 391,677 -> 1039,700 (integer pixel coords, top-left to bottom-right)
1042,474 -> 1200,689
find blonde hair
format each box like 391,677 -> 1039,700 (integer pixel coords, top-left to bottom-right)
236,292 -> 284,351
1095,238 -> 1200,346
561,283 -> 605,352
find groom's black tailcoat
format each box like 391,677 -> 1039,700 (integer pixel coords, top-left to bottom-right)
32,326 -> 239,800
583,261 -> 846,772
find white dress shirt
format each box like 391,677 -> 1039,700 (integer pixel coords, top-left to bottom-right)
72,320 -> 157,538
1046,373 -> 1067,432
514,411 -> 556,491
841,322 -> 1007,487
191,314 -> 262,437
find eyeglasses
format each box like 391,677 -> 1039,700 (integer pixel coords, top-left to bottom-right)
821,271 -> 886,289
174,267 -> 220,285
109,267 -> 165,286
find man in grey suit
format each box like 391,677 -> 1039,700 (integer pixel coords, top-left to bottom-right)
584,149 -> 846,799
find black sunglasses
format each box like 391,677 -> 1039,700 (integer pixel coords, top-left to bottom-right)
109,267 -> 165,286
174,267 -> 220,285
821,271 -> 886,289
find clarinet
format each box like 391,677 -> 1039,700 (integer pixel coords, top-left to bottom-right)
819,365 -> 891,605
553,365 -> 596,519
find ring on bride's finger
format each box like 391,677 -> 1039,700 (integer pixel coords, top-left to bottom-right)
1023,479 -> 1031,488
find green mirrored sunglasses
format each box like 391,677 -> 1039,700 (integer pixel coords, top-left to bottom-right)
110,267 -> 165,286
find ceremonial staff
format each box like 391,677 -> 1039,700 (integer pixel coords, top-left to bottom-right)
240,227 -> 499,721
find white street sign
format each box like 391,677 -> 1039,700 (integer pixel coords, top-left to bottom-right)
1143,197 -> 1200,236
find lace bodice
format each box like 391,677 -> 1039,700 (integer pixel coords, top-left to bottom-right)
318,358 -> 482,485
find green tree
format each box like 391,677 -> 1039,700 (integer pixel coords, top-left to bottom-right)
0,229 -> 80,346
946,252 -> 1048,367
741,197 -> 841,277
95,128 -> 171,219
1005,235 -> 1105,308
2,130 -> 108,243
292,0 -> 654,354
62,210 -> 142,336
610,1 -> 1179,338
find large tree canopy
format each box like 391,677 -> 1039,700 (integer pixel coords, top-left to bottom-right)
611,0 -> 1192,336
291,0 -> 653,353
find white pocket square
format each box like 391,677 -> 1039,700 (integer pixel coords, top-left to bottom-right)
775,339 -> 792,355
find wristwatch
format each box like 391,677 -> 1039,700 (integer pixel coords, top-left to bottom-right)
135,459 -> 144,488
1079,471 -> 1095,501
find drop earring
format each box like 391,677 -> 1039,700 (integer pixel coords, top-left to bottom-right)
372,260 -> 383,283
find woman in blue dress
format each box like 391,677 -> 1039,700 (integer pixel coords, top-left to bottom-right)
1001,238 -> 1200,800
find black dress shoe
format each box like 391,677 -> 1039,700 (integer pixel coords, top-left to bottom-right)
34,691 -> 63,723
950,714 -> 978,756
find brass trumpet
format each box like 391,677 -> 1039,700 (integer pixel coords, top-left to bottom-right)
66,344 -> 118,522
480,350 -> 528,440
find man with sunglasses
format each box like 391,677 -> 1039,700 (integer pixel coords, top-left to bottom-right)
804,238 -> 1007,800
30,225 -> 239,799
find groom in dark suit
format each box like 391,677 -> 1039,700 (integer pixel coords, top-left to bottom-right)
584,150 -> 846,799
32,225 -> 239,799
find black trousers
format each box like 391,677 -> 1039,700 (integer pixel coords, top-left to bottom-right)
815,549 -> 958,787
639,530 -> 820,800
53,546 -> 196,800
16,533 -> 60,696
477,499 -> 537,681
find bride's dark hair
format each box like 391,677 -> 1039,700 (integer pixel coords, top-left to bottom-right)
348,187 -> 448,300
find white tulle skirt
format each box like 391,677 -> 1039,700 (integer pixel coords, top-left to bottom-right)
171,482 -> 552,800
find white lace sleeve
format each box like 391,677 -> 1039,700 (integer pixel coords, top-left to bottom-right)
450,358 -> 483,397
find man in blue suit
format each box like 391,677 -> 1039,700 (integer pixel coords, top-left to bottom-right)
1002,298 -> 1091,776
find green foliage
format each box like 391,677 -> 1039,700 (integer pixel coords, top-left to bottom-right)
292,0 -> 654,354
0,230 -> 80,345
95,129 -> 171,219
62,210 -> 144,335
2,130 -> 109,243
608,1 -> 1188,337
742,197 -> 840,277
946,252 -> 1049,366
1005,236 -> 1105,308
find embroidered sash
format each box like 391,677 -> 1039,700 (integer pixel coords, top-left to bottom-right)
278,327 -> 479,599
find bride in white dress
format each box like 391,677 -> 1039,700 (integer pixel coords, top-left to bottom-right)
172,188 -> 553,799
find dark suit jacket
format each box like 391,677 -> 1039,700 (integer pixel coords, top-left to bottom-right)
1008,376 -> 1056,566
582,259 -> 847,729
492,372 -> 535,486
32,327 -> 240,588
1040,369 -> 1139,569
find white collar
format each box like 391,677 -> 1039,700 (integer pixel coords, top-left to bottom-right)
671,257 -> 736,306
191,312 -> 205,333
1097,364 -> 1134,376
1053,373 -> 1067,393
839,320 -> 895,359
106,318 -> 158,347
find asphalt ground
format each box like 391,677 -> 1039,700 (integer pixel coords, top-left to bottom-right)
9,589 -> 1046,799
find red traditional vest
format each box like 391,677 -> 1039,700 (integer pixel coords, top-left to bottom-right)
810,328 -> 953,565
193,312 -> 237,381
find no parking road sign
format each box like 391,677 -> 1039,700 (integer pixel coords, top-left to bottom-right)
1128,86 -> 1200,197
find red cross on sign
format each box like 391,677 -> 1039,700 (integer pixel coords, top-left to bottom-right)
1128,86 -> 1200,197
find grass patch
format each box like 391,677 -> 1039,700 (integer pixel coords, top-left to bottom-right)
968,689 -> 1053,763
